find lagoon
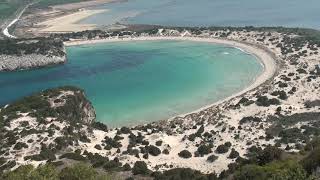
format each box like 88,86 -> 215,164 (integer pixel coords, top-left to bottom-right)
0,40 -> 262,127
81,0 -> 320,29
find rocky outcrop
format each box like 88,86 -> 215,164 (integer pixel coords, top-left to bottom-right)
0,54 -> 66,71
0,38 -> 67,71
0,86 -> 96,172
43,86 -> 96,124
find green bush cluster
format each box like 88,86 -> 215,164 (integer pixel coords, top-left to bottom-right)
2,163 -> 114,180
256,96 -> 280,107
0,38 -> 64,57
178,150 -> 192,159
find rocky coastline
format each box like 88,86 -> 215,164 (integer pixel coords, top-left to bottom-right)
0,54 -> 66,72
0,38 -> 67,72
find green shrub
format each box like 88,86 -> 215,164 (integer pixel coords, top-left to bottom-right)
234,160 -> 307,180
216,142 -> 231,154
92,122 -> 108,132
229,148 -> 240,159
197,144 -> 212,156
59,163 -> 113,180
256,96 -> 280,107
132,161 -> 149,175
302,147 -> 320,174
153,168 -> 217,180
2,164 -> 58,180
207,155 -> 218,163
13,142 -> 28,150
256,146 -> 283,165
60,153 -> 86,161
178,150 -> 192,159
147,145 -> 161,156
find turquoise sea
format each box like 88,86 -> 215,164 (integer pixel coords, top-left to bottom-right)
0,41 -> 262,127
81,0 -> 320,29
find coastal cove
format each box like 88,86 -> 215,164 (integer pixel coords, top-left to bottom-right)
3,0 -> 320,174
0,37 -> 274,127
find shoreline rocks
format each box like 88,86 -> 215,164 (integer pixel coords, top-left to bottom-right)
0,54 -> 66,71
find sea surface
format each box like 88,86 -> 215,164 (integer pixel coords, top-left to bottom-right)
0,41 -> 262,127
80,0 -> 320,29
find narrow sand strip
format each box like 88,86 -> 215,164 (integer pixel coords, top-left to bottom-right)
37,9 -> 107,32
65,36 -> 277,118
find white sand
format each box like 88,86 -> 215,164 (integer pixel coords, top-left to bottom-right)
65,36 -> 277,118
37,9 -> 107,32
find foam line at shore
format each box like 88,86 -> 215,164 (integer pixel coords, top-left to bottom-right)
64,36 -> 277,121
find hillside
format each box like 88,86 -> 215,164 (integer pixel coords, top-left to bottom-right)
0,86 -> 320,180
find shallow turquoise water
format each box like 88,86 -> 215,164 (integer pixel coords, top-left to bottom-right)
81,0 -> 320,29
0,41 -> 262,127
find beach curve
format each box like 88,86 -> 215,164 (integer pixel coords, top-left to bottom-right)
64,36 -> 278,122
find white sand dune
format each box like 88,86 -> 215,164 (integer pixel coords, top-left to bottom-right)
37,9 -> 107,32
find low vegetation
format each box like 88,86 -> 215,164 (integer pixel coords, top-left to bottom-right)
1,163 -> 114,180
0,38 -> 64,56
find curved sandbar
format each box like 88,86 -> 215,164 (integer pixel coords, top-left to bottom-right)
65,36 -> 277,120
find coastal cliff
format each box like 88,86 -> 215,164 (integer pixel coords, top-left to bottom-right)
0,86 -> 96,172
0,38 -> 66,71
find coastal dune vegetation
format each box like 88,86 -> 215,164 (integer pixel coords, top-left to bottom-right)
0,84 -> 320,180
0,25 -> 320,180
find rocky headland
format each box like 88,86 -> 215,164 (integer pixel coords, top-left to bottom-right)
0,38 -> 66,71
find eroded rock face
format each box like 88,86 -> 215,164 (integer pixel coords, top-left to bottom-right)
44,86 -> 96,124
79,91 -> 96,124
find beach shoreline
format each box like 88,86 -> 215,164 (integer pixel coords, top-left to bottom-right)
64,36 -> 277,124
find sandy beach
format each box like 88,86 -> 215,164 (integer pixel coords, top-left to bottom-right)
37,9 -> 107,32
65,36 -> 277,118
